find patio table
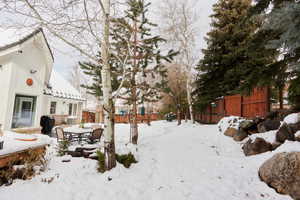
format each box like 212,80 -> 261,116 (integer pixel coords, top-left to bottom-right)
63,127 -> 93,144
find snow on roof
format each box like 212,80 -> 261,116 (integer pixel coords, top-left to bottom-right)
0,27 -> 54,61
44,70 -> 85,101
0,28 -> 32,48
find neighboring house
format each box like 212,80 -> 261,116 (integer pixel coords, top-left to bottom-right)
0,28 -> 84,131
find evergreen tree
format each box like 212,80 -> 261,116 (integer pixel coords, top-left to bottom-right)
80,0 -> 177,144
251,0 -> 300,109
111,0 -> 177,144
194,0 -> 277,109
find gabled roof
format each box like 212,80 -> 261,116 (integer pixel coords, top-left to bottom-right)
0,28 -> 54,61
44,70 -> 85,101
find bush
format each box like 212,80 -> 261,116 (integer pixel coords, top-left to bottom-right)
116,153 -> 137,168
96,151 -> 137,173
96,151 -> 105,173
56,140 -> 70,156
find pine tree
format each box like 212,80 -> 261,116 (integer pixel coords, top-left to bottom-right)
81,0 -> 177,144
194,0 -> 277,109
251,0 -> 300,109
110,0 -> 177,144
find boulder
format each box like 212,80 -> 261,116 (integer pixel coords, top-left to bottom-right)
233,129 -> 248,141
259,152 -> 300,200
257,119 -> 281,133
276,123 -> 295,143
242,138 -> 272,156
224,127 -> 238,137
240,120 -> 258,134
266,111 -> 279,120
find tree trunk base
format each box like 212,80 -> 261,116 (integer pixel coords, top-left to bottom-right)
104,141 -> 116,170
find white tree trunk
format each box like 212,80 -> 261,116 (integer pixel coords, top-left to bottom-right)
186,75 -> 195,124
101,0 -> 116,170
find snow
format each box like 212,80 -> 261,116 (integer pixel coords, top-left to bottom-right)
284,113 -> 300,124
45,70 -> 84,101
217,116 -> 244,133
0,121 -> 293,200
248,130 -> 277,143
0,131 -> 51,156
0,28 -> 32,48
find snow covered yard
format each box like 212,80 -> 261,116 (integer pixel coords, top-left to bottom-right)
0,121 -> 292,200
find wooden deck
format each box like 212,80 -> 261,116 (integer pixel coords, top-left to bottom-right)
0,145 -> 47,168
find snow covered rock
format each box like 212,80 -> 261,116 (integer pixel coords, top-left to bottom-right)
284,113 -> 300,124
275,123 -> 300,143
233,129 -> 248,141
61,155 -> 72,162
217,116 -> 244,134
242,138 -> 272,156
259,152 -> 300,200
257,119 -> 281,133
224,128 -> 238,137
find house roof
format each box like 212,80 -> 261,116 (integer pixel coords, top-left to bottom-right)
0,28 -> 54,61
44,70 -> 85,101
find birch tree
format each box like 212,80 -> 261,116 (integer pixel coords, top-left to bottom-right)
0,0 -> 117,170
158,0 -> 198,123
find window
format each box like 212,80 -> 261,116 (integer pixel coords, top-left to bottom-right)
50,102 -> 56,114
73,104 -> 77,116
68,103 -> 73,116
12,95 -> 36,128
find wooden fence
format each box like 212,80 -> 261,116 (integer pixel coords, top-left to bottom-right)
82,111 -> 160,124
195,88 -> 270,124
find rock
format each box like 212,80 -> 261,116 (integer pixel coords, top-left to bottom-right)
242,138 -> 272,156
240,120 -> 258,134
266,111 -> 279,120
276,123 -> 295,143
239,120 -> 253,130
257,123 -> 267,133
61,155 -> 72,162
258,119 -> 281,133
67,151 -> 83,157
271,142 -> 282,151
233,129 -> 248,141
259,152 -> 300,200
224,127 -> 238,137
289,122 -> 300,133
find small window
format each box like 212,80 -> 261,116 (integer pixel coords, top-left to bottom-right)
68,103 -> 73,116
50,102 -> 56,114
73,104 -> 77,116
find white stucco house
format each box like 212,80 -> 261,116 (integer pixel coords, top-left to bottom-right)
0,28 -> 85,131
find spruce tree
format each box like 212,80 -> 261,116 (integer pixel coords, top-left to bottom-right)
194,0 -> 277,109
81,0 -> 177,144
251,0 -> 300,109
111,0 -> 176,144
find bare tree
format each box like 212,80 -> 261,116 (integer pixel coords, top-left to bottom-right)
163,63 -> 188,125
0,0 -> 117,170
158,0 -> 198,123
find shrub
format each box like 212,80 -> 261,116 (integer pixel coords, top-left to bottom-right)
56,140 -> 70,156
96,151 -> 105,173
116,153 -> 137,168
